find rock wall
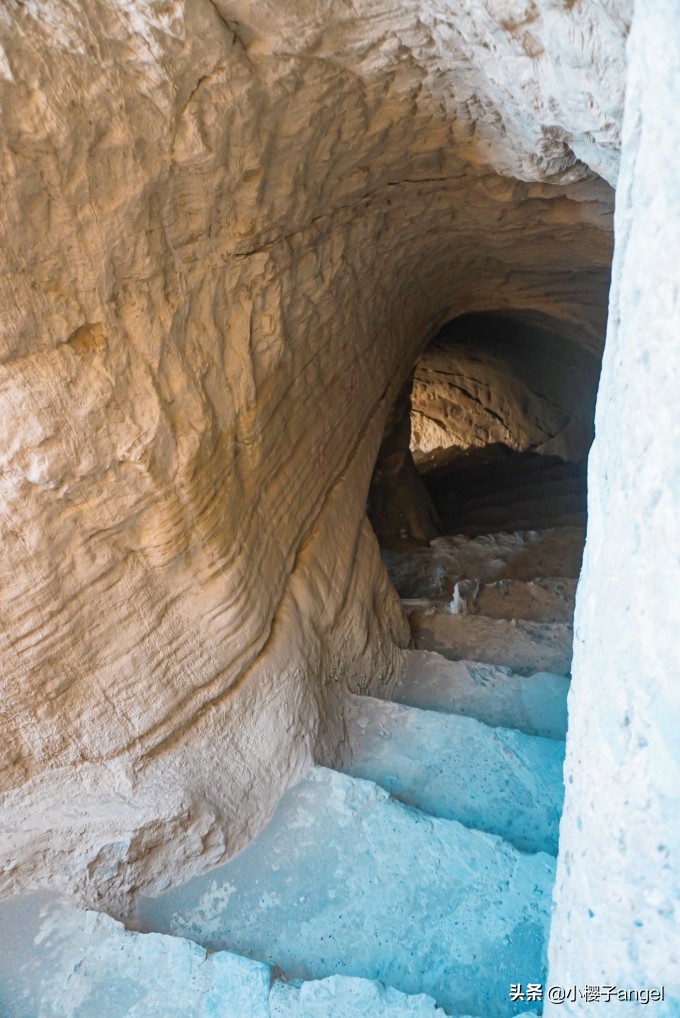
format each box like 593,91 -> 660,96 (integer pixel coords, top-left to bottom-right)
547,1 -> 680,1006
0,0 -> 624,909
368,378 -> 441,545
411,312 -> 602,473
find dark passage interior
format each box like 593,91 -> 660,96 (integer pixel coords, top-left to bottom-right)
425,448 -> 587,537
369,309 -> 601,549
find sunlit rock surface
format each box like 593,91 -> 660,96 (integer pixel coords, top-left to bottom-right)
411,313 -> 601,472
0,0 -> 624,905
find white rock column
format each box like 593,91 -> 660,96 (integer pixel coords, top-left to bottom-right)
547,1 -> 680,1011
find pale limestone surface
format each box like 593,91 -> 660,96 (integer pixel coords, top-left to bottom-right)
546,1 -> 680,1009
0,1 -> 625,906
0,893 -> 457,1017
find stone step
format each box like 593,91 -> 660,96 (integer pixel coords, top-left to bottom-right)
384,526 -> 585,599
134,767 -> 555,1018
456,576 -> 576,622
0,894 -> 461,1018
272,977 -> 544,1017
403,576 -> 577,623
409,612 -> 573,675
342,695 -> 564,855
393,651 -> 569,740
270,976 -> 450,1017
0,892 -> 274,1018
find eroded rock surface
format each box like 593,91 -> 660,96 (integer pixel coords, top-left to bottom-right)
411,313 -> 601,472
547,2 -> 680,1007
0,1 -> 625,904
0,894 -> 454,1018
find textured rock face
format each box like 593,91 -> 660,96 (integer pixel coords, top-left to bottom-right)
411,313 -> 602,473
547,2 -> 680,1007
0,894 -> 274,1018
0,893 -> 451,1017
134,766 -> 556,1017
0,1 -> 624,906
368,378 -> 441,545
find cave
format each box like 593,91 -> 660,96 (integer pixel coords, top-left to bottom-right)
0,2 -> 678,1016
412,311 -> 601,472
368,308 -> 603,548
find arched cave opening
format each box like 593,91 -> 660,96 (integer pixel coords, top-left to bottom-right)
368,308 -> 602,551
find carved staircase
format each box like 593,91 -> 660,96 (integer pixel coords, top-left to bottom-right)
2,492 -> 583,1017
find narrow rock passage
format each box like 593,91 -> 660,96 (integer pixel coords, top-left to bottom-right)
1,465 -> 583,1017
126,481 -> 581,1016
424,450 -> 588,538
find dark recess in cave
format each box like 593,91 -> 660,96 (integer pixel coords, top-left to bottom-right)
369,309 -> 600,544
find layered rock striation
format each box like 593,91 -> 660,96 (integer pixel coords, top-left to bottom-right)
411,311 -> 602,473
0,0 -> 625,907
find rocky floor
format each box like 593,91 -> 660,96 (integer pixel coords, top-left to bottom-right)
0,470 -> 584,1017
127,508 -> 580,1018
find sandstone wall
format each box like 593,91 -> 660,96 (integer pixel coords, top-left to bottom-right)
547,1 -> 680,1005
411,312 -> 602,472
0,0 -> 623,909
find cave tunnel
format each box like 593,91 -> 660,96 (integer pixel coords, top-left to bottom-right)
0,2 -> 678,1014
368,308 -> 603,550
